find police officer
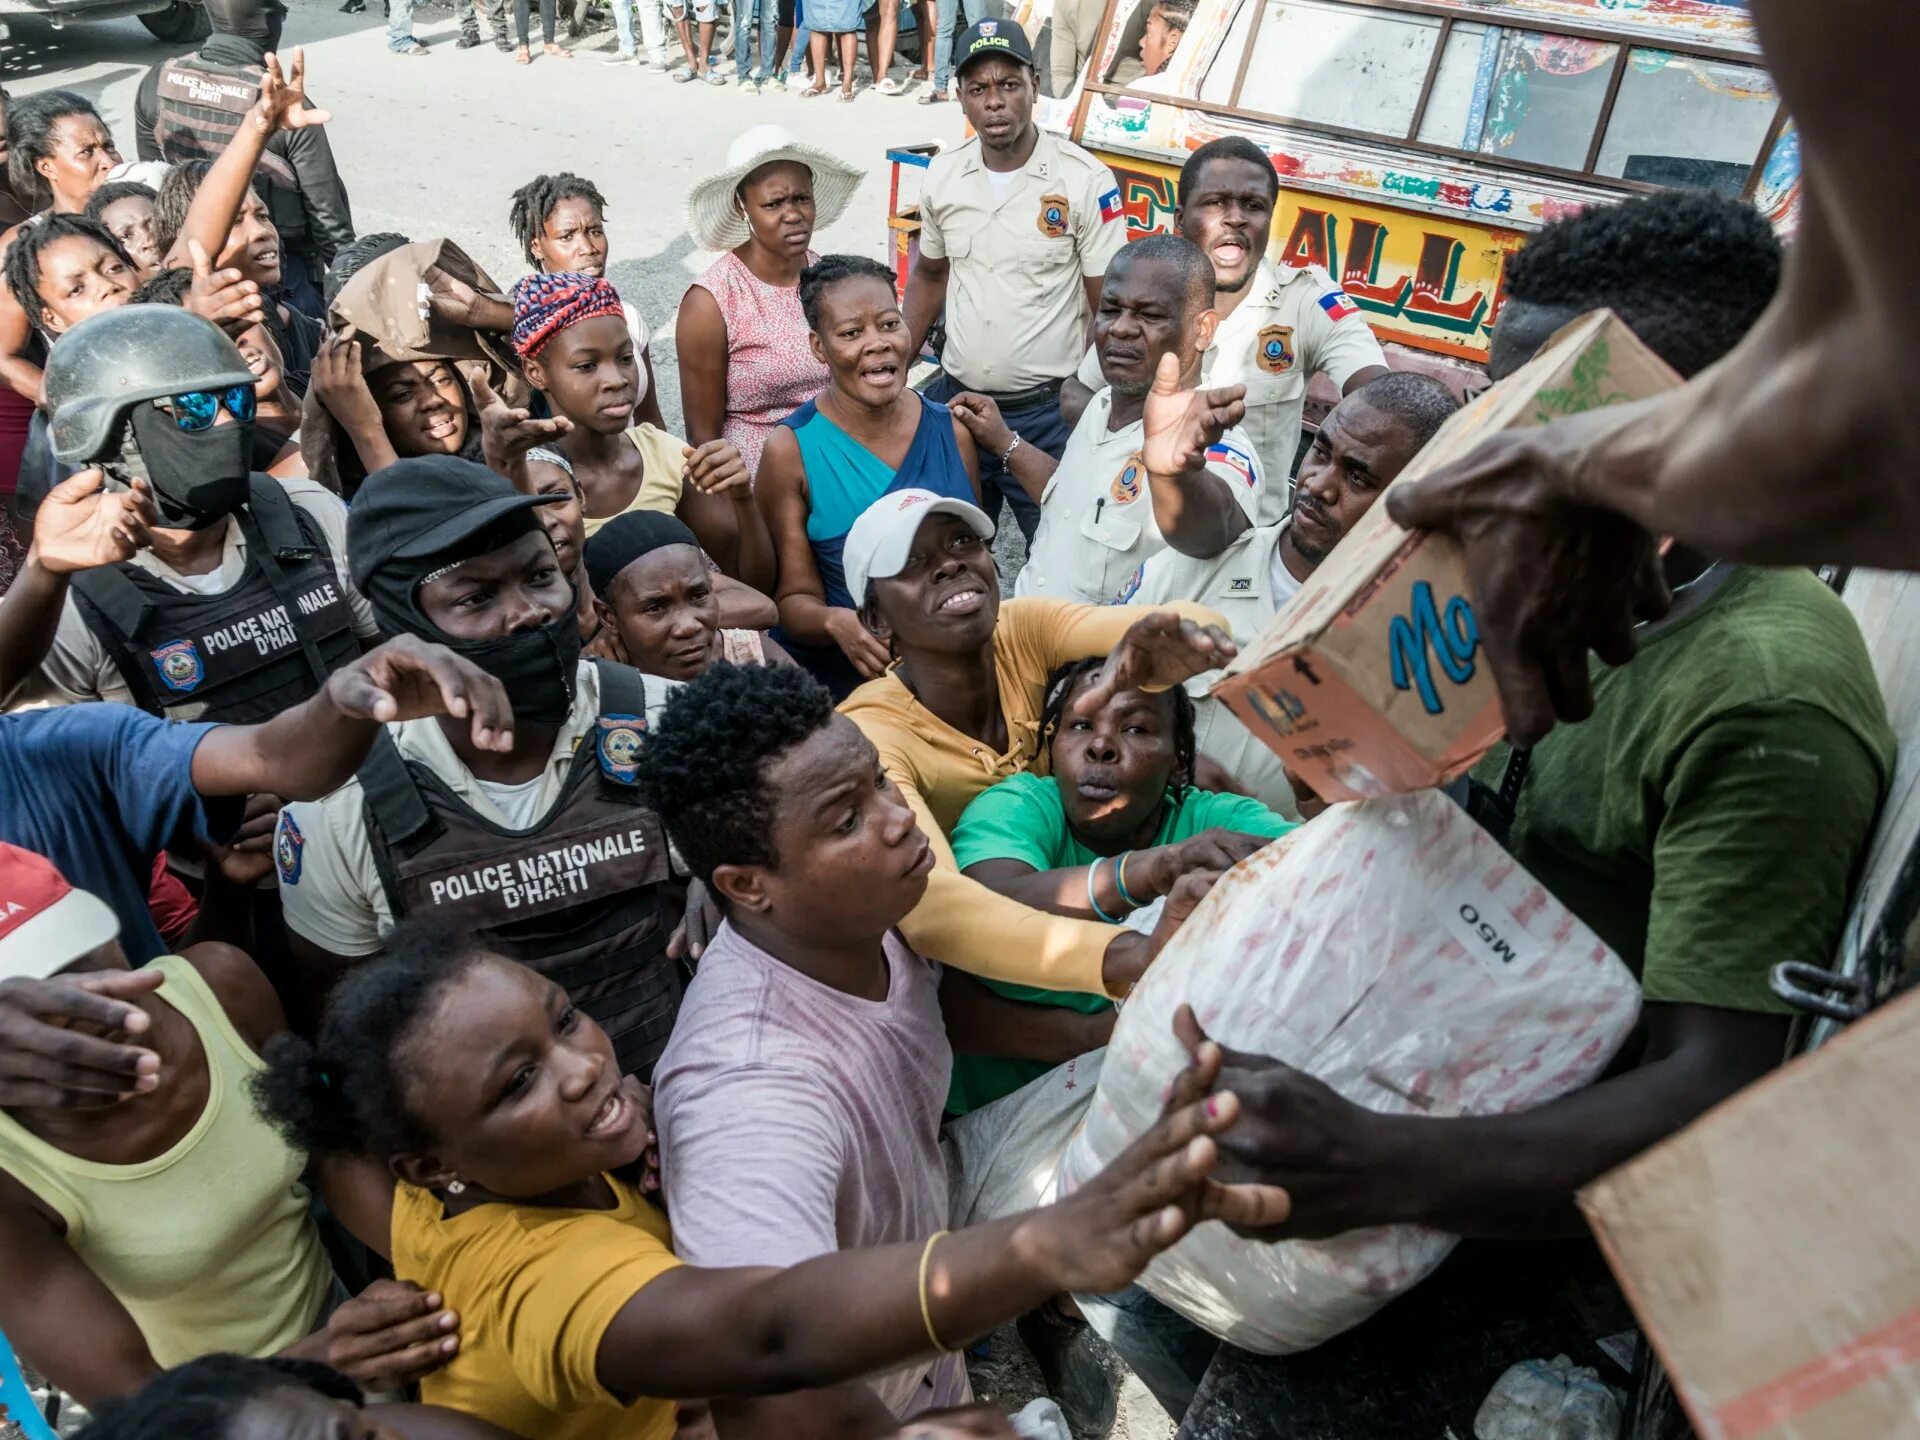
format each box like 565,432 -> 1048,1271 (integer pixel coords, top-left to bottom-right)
906,17 -> 1128,542
1062,134 -> 1389,524
275,456 -> 687,1079
134,0 -> 353,315
0,304 -> 373,720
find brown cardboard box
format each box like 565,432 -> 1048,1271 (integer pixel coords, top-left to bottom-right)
1210,309 -> 1682,802
1579,986 -> 1920,1440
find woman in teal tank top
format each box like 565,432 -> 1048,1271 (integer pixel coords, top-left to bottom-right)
757,255 -> 981,698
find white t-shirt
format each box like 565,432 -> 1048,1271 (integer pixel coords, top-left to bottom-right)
1015,386 -> 1262,605
1,475 -> 377,714
623,301 -> 653,407
276,662 -> 679,956
982,166 -> 1021,199
1269,523 -> 1307,609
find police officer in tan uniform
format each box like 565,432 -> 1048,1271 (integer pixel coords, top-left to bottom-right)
905,18 -> 1128,541
1063,135 -> 1389,525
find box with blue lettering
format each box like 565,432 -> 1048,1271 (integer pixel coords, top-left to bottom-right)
1212,309 -> 1680,803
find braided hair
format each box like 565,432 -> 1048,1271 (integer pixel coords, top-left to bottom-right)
3,213 -> 133,334
1039,655 -> 1198,792
508,172 -> 608,267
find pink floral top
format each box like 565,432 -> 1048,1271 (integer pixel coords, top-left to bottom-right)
687,250 -> 830,479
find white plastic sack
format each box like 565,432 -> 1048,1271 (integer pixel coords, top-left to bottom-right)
1057,790 -> 1641,1355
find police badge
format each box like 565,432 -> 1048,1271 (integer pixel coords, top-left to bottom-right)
1256,324 -> 1295,374
149,638 -> 205,693
1037,193 -> 1070,238
596,714 -> 647,785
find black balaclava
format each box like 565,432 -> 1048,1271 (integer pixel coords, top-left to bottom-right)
365,513 -> 583,731
122,406 -> 253,531
205,0 -> 287,50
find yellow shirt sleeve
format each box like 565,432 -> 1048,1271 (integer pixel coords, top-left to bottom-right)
999,597 -> 1230,687
493,1203 -> 684,1412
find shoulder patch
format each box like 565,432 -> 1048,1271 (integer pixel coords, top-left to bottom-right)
596,713 -> 647,785
1204,441 -> 1259,490
1318,289 -> 1362,323
1098,187 -> 1124,224
275,811 -> 305,885
1112,563 -> 1146,605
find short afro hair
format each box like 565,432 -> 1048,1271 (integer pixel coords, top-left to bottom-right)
1109,232 -> 1214,311
152,159 -> 273,260
1178,135 -> 1278,208
638,662 -> 838,886
131,266 -> 194,306
83,179 -> 157,226
3,213 -> 133,332
1349,370 -> 1460,451
1503,190 -> 1780,378
798,253 -> 896,333
76,1354 -> 362,1440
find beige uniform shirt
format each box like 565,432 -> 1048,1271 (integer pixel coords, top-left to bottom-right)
1,476 -> 377,713
1014,386 -> 1261,605
919,129 -> 1128,393
1077,260 -> 1386,524
276,662 -> 679,956
1126,522 -> 1305,818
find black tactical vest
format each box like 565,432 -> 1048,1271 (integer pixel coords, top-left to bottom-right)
68,476 -> 360,724
358,661 -> 683,1081
151,53 -> 308,251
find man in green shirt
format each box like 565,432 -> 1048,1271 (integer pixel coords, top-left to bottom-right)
1100,191 -> 1898,1432
948,654 -> 1293,1114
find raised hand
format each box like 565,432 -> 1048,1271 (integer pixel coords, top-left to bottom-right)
683,439 -> 750,501
325,635 -> 515,752
183,238 -> 266,336
1139,352 -> 1248,479
0,969 -> 164,1109
1071,611 -> 1237,719
309,334 -> 382,429
251,49 -> 332,135
1140,827 -> 1272,898
317,1279 -> 460,1390
426,263 -> 514,332
27,470 -> 157,574
1386,424 -> 1670,746
474,371 -> 572,489
1019,1009 -> 1290,1295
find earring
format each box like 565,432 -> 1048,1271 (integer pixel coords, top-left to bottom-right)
446,1179 -> 467,1195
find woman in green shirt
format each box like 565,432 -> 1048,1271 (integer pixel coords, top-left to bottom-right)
947,656 -> 1295,1113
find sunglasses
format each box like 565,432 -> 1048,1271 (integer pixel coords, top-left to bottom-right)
153,385 -> 257,432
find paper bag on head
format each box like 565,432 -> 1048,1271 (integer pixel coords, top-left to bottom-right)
1210,309 -> 1682,803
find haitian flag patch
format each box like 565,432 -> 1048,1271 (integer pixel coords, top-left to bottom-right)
1318,289 -> 1362,323
1098,187 -> 1124,223
1205,440 -> 1258,489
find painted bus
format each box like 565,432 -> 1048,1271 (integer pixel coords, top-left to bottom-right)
889,0 -> 1795,404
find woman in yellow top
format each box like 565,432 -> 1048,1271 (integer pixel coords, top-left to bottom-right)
510,271 -> 777,592
0,844 -> 460,1409
834,488 -> 1235,1006
253,928 -> 1282,1440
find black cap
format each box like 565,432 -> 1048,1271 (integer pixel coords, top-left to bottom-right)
954,17 -> 1035,77
347,455 -> 560,592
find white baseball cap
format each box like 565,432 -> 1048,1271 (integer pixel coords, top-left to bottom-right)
0,843 -> 122,984
843,488 -> 995,608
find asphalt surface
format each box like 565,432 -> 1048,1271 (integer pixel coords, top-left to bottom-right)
5,0 -> 969,431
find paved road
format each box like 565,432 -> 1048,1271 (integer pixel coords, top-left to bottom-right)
4,0 -> 968,431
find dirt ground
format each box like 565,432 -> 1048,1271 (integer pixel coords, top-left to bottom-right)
969,1324 -> 1176,1440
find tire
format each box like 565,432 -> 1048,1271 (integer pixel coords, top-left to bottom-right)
139,2 -> 212,41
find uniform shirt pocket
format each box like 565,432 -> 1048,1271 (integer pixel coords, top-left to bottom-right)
1078,504 -> 1145,600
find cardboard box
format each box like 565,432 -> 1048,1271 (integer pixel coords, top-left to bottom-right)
1578,985 -> 1920,1440
1210,309 -> 1682,802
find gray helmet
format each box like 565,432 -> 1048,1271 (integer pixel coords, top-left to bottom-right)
45,305 -> 258,465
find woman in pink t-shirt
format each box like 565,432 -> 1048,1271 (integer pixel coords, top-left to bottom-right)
677,126 -> 866,481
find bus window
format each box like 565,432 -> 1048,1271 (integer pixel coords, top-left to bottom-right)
1594,50 -> 1779,196
1233,0 -> 1443,135
1475,31 -> 1619,171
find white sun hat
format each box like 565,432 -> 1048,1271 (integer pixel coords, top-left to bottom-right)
685,124 -> 868,254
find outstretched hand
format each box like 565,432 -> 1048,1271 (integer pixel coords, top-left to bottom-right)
1386,423 -> 1670,745
474,371 -> 572,488
325,635 -> 516,752
252,49 -> 332,135
184,238 -> 266,336
1027,1005 -> 1291,1295
1072,611 -> 1237,719
946,392 -> 1016,460
1139,352 -> 1247,479
27,470 -> 157,575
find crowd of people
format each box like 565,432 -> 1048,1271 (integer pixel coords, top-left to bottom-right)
0,0 -> 1908,1436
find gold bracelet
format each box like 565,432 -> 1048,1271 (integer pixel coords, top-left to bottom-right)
917,1230 -> 952,1352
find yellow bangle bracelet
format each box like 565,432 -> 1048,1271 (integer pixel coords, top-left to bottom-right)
918,1230 -> 952,1353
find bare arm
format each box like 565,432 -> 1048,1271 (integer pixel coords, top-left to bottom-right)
960,828 -> 1272,919
712,573 -> 779,630
0,1182 -> 160,1407
675,285 -> 732,448
938,966 -> 1113,1062
189,635 -> 513,800
680,439 -> 776,591
0,224 -> 46,406
1059,375 -> 1096,430
948,393 -> 1058,504
903,254 -> 950,362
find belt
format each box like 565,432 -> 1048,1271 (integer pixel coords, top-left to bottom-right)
969,377 -> 1067,411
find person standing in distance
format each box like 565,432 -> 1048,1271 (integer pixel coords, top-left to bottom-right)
906,19 -> 1128,543
1062,136 -> 1388,522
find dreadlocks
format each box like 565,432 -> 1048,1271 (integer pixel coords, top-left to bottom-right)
507,173 -> 609,267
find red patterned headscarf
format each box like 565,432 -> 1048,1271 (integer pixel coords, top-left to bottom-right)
510,270 -> 625,361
